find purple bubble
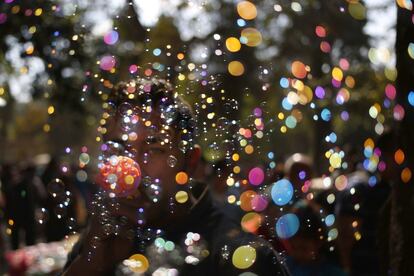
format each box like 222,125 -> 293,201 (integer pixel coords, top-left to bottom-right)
251,194 -> 268,212
0,13 -> 7,24
100,56 -> 116,71
340,111 -> 349,121
253,107 -> 262,117
315,86 -> 325,99
104,30 -> 119,45
248,167 -> 264,186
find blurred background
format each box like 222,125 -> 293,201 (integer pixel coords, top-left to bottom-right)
0,0 -> 413,275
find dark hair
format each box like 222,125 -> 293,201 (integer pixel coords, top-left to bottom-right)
105,76 -> 196,151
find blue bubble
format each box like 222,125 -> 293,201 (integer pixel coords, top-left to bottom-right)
368,175 -> 377,187
321,108 -> 331,121
329,132 -> 337,143
271,179 -> 293,206
325,214 -> 335,227
237,19 -> 246,27
282,98 -> 292,110
268,152 -> 274,159
408,91 -> 414,107
280,77 -> 289,88
276,213 -> 299,239
153,48 -> 162,56
285,116 -> 297,129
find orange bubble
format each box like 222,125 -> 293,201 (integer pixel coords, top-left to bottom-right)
241,212 -> 262,233
394,149 -> 405,165
291,61 -> 307,79
401,168 -> 412,183
240,190 -> 257,211
175,171 -> 189,185
237,1 -> 257,20
241,28 -> 262,47
228,61 -> 245,76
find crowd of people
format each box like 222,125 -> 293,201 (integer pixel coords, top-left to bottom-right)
0,78 -> 398,275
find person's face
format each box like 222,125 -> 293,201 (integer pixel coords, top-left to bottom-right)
103,106 -> 197,227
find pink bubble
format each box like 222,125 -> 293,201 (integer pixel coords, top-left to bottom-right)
339,58 -> 349,71
248,167 -> 264,186
251,194 -> 268,212
385,84 -> 396,100
129,64 -> 138,74
100,55 -> 116,71
393,104 -> 405,121
104,30 -> 119,45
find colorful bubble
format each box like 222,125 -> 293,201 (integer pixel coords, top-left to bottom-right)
96,156 -> 141,197
103,30 -> 119,45
271,179 -> 293,206
241,28 -> 262,47
241,212 -> 262,233
248,167 -> 264,186
276,213 -> 299,239
232,245 -> 257,269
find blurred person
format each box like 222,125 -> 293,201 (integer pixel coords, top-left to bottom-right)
62,77 -> 290,275
284,200 -> 346,276
3,163 -> 46,249
336,132 -> 393,275
284,153 -> 313,199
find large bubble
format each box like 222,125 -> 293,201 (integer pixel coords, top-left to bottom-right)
271,179 -> 294,206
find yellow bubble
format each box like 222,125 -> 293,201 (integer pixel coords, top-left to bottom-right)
226,37 -> 241,52
332,67 -> 343,81
329,153 -> 342,169
175,171 -> 189,185
297,85 -> 313,104
232,245 -> 257,269
237,1 -> 257,20
47,105 -> 55,115
175,191 -> 189,203
241,28 -> 262,47
124,175 -> 134,185
127,254 -> 149,273
228,61 -> 245,76
348,2 -> 366,20
232,153 -> 240,161
34,8 -> 43,16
